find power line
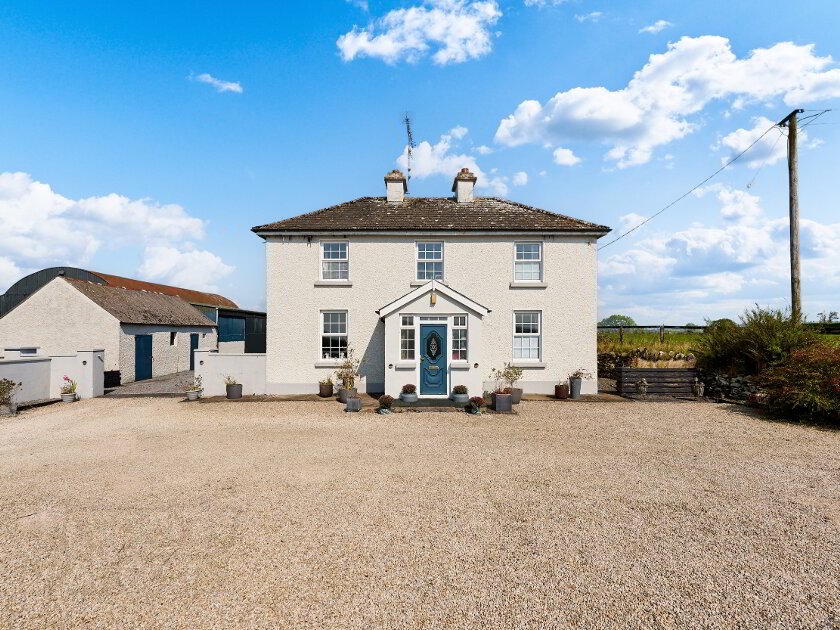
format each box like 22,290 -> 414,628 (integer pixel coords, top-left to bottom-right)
746,127 -> 786,190
597,121 -> 780,251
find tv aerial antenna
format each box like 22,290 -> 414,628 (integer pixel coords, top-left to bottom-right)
403,113 -> 415,193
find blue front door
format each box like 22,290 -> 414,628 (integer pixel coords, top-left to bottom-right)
189,333 -> 199,371
135,335 -> 152,381
420,324 -> 447,395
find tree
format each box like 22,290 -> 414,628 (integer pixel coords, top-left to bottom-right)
598,314 -> 636,327
817,311 -> 838,324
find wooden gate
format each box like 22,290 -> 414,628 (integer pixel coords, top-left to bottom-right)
618,367 -> 698,397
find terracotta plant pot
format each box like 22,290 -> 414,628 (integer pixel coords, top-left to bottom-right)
319,382 -> 333,398
492,392 -> 513,412
226,384 -> 243,399
510,388 -> 523,404
60,393 -> 76,403
345,397 -> 362,412
338,387 -> 357,403
554,383 -> 569,399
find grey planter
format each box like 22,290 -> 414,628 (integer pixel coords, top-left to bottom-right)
60,393 -> 76,403
338,387 -> 357,403
319,382 -> 334,398
510,388 -> 523,404
569,378 -> 582,399
400,392 -> 418,403
345,397 -> 362,412
185,390 -> 201,401
492,393 -> 513,412
226,384 -> 243,399
451,393 -> 469,404
0,402 -> 17,416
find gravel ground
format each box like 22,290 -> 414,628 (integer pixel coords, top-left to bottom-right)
1,398 -> 838,629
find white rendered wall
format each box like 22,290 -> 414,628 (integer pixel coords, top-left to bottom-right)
219,340 -> 246,353
0,356 -> 51,404
119,325 -> 216,383
0,349 -> 104,404
265,234 -> 599,395
0,278 -> 120,371
194,350 -> 266,396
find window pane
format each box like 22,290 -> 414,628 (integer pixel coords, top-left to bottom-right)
400,329 -> 415,360
452,329 -> 467,360
515,261 -> 541,281
322,242 -> 347,259
515,243 -> 541,260
453,315 -> 466,328
401,316 -> 414,327
321,335 -> 348,359
417,242 -> 442,260
322,312 -> 347,334
416,261 -> 443,280
322,261 -> 349,280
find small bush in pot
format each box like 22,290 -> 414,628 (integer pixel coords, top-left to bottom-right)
468,396 -> 484,415
451,384 -> 469,405
60,376 -> 77,403
184,374 -> 203,401
335,346 -> 363,402
569,369 -> 591,399
491,384 -> 513,412
345,395 -> 362,412
223,376 -> 243,399
400,383 -> 418,403
318,377 -> 334,398
377,394 -> 394,414
491,364 -> 524,404
0,379 -> 21,416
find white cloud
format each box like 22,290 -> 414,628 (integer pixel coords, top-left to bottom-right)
0,172 -> 233,292
716,117 -> 793,168
639,20 -> 672,34
336,0 -> 502,65
495,36 -> 840,168
138,246 -> 234,292
538,170 -> 547,176
575,12 -> 602,23
523,0 -> 570,6
618,213 -> 647,232
599,184 -> 840,320
512,171 -> 528,186
449,125 -> 469,139
345,0 -> 369,11
476,145 -> 494,155
552,147 -> 582,165
190,73 -> 243,93
395,126 -> 509,195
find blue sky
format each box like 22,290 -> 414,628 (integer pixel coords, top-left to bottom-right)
1,0 -> 838,322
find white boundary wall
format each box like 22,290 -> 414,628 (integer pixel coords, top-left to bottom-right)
194,350 -> 266,397
0,348 -> 104,405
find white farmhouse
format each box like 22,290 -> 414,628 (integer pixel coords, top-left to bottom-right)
252,168 -> 610,398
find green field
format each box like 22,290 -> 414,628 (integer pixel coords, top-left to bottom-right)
597,331 -> 701,354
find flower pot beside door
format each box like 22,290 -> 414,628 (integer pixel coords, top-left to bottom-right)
451,385 -> 469,405
400,384 -> 418,403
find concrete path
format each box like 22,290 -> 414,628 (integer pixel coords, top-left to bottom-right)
105,370 -> 193,397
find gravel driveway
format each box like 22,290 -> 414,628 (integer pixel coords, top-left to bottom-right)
1,398 -> 837,629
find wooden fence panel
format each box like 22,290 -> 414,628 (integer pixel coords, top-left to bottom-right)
618,367 -> 699,396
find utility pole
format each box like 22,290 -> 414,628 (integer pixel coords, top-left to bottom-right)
778,108 -> 804,322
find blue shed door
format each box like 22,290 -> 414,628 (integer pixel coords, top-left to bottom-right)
189,333 -> 199,370
134,335 -> 152,381
420,324 -> 447,395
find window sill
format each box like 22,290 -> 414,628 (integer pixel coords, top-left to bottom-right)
509,282 -> 547,289
511,361 -> 547,368
394,361 -> 416,370
315,360 -> 342,368
314,280 -> 352,287
450,361 -> 470,370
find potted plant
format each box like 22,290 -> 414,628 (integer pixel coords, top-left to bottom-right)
335,346 -> 362,403
554,381 -> 570,399
491,363 -> 524,404
184,374 -> 203,401
399,383 -> 418,403
451,384 -> 469,405
319,377 -> 334,398
0,378 -> 21,416
491,387 -> 513,412
569,369 -> 591,399
224,376 -> 242,400
60,376 -> 77,403
377,394 -> 394,414
468,396 -> 484,415
345,394 -> 362,412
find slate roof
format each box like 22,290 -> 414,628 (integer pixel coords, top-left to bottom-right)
65,278 -> 216,327
92,272 -> 238,308
251,197 -> 610,234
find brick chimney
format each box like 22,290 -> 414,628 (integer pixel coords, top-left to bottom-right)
452,167 -> 477,203
384,169 -> 407,202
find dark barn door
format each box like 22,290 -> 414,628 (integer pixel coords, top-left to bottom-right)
134,335 -> 153,381
189,333 -> 199,371
420,324 -> 447,395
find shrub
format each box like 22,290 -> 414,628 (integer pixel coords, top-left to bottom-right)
468,396 -> 484,410
378,394 -> 394,409
490,363 -> 523,392
401,383 -> 416,394
223,376 -> 238,385
760,343 -> 840,425
453,384 -> 468,394
60,376 -> 77,395
695,306 -> 818,376
0,379 -> 21,406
